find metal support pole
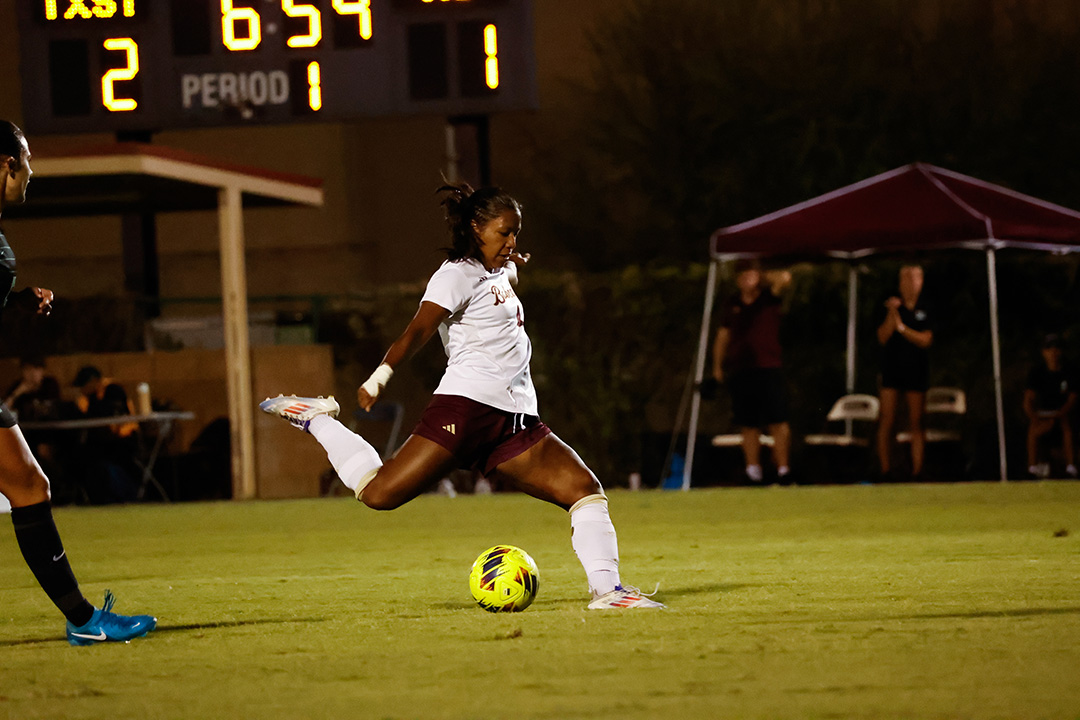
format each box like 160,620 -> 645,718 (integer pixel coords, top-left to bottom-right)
683,259 -> 720,490
986,248 -> 1008,482
845,263 -> 859,436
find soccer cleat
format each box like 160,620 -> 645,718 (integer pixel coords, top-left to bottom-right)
259,394 -> 340,432
66,590 -> 157,646
587,585 -> 666,610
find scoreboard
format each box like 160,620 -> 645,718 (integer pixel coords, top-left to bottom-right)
15,0 -> 538,134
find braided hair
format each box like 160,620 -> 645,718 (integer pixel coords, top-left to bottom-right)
437,182 -> 520,261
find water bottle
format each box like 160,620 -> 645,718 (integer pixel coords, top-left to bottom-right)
136,382 -> 152,415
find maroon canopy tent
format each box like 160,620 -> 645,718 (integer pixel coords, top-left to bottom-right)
685,163 -> 1080,486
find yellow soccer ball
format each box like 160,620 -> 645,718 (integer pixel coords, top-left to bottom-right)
468,545 -> 540,612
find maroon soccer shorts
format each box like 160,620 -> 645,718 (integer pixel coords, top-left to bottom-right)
412,394 -> 552,476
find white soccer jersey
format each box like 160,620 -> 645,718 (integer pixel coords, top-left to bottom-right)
421,258 -> 538,415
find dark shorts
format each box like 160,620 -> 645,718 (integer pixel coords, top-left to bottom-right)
728,368 -> 788,428
0,403 -> 16,428
412,394 -> 552,476
881,362 -> 929,392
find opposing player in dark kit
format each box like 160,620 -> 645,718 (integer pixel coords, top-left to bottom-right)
1,121 -> 156,645
261,182 -> 663,609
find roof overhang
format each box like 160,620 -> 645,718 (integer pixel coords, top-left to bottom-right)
5,143 -> 323,219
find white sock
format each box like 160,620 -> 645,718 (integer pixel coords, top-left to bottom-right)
777,465 -> 790,477
307,415 -> 382,493
746,464 -> 763,482
570,495 -> 620,597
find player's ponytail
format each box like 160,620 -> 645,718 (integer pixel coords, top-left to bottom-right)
436,181 -> 520,262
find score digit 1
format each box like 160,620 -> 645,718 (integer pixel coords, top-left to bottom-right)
102,37 -> 139,111
484,24 -> 498,89
307,61 -> 322,111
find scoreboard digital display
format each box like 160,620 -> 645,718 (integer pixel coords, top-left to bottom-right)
16,0 -> 537,134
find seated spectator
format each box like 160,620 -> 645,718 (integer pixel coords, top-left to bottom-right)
1023,334 -> 1077,479
73,365 -> 134,422
3,356 -> 71,500
71,365 -> 139,502
3,354 -> 60,422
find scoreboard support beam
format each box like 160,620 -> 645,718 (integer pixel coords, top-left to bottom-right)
121,211 -> 160,317
218,184 -> 257,500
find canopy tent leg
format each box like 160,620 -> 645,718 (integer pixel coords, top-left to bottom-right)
683,259 -> 720,491
987,247 -> 1008,482
845,262 -> 859,436
219,185 -> 257,500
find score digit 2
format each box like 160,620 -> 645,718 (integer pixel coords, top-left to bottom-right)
101,37 -> 140,111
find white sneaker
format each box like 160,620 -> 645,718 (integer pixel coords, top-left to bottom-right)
437,478 -> 458,498
259,395 -> 340,432
587,585 -> 666,610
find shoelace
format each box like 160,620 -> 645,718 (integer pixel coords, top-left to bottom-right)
98,589 -> 118,619
616,584 -> 661,598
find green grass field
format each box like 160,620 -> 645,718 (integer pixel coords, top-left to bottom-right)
2,482 -> 1079,720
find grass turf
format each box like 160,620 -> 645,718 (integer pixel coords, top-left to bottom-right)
1,481 -> 1079,720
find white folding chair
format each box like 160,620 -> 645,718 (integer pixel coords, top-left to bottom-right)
712,433 -> 774,448
896,386 -> 966,443
804,394 -> 880,447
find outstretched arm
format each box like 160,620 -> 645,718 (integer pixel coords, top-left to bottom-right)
358,301 -> 451,410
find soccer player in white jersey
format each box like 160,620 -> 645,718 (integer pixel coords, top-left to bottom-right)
261,182 -> 663,609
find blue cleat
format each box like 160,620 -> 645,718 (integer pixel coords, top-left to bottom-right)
66,590 -> 157,646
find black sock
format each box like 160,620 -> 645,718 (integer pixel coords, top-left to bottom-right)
10,501 -> 95,627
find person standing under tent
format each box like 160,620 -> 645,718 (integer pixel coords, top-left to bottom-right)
711,259 -> 793,483
876,263 -> 933,480
0,120 -> 156,644
260,182 -> 664,610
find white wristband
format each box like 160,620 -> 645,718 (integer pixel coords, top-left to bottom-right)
361,363 -> 394,398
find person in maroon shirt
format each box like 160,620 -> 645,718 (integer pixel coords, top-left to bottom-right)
712,259 -> 793,482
